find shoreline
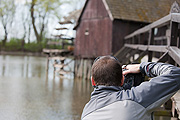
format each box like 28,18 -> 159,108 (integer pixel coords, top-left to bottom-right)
0,51 -> 47,57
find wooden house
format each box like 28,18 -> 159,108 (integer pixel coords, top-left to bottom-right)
74,0 -> 178,59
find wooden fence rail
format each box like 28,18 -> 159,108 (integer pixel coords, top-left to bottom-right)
115,13 -> 180,66
114,8 -> 180,118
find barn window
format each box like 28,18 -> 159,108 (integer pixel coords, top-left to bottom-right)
85,28 -> 89,35
154,28 -> 158,35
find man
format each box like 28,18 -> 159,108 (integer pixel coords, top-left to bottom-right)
81,55 -> 180,120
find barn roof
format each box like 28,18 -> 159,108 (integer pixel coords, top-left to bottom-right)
74,0 -> 180,29
104,0 -> 180,23
63,9 -> 82,23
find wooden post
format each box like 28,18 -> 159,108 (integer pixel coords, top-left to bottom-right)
46,55 -> 50,76
168,22 -> 178,65
78,59 -> 84,78
60,59 -> 65,71
74,58 -> 77,75
74,58 -> 80,76
74,58 -> 93,79
148,28 -> 154,62
76,59 -> 80,77
170,22 -> 178,46
164,22 -> 179,111
83,60 -> 87,79
87,60 -> 92,80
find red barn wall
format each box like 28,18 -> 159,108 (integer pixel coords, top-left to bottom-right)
112,20 -> 148,54
75,0 -> 112,58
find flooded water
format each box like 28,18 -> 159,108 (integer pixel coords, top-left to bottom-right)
0,55 -> 173,120
0,55 -> 93,120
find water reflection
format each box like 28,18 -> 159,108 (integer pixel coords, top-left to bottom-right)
0,55 -> 93,120
0,55 -> 46,78
0,55 -> 171,120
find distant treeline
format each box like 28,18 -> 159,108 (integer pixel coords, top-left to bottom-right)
0,0 -> 83,48
0,38 -> 63,53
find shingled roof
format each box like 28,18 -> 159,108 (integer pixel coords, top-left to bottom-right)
104,0 -> 180,23
74,0 -> 180,29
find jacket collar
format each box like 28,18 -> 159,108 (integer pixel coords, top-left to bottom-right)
91,85 -> 123,98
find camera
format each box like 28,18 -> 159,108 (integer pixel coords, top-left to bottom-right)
122,68 -> 145,90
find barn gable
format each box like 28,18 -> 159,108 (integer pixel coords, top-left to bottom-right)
74,0 -> 111,29
75,0 -> 113,58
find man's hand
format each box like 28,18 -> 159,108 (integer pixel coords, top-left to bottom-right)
123,64 -> 141,75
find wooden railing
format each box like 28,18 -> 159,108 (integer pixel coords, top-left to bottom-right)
115,13 -> 180,66
114,5 -> 180,117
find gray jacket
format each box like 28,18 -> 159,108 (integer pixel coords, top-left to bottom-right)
81,62 -> 180,120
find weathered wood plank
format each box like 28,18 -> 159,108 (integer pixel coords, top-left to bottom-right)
171,91 -> 180,119
59,70 -> 70,75
43,49 -> 70,54
122,49 -> 139,64
172,13 -> 180,23
59,37 -> 74,41
125,13 -> 180,41
125,44 -> 148,51
125,44 -> 168,53
167,21 -> 179,65
125,14 -> 171,39
154,36 -> 167,41
59,21 -> 73,24
125,44 -> 167,52
49,56 -> 66,61
138,45 -> 148,51
118,48 -> 132,62
148,45 -> 167,52
53,64 -> 64,68
124,44 -> 141,49
43,49 -> 68,53
168,46 -> 180,65
157,52 -> 169,63
55,27 -> 68,30
47,41 -> 62,45
134,50 -> 148,63
114,46 -> 126,57
52,34 -> 67,38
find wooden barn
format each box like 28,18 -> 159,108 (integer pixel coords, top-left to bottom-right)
74,0 -> 178,79
74,0 -> 177,58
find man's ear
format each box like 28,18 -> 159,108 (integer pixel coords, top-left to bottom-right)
91,76 -> 96,86
120,75 -> 124,86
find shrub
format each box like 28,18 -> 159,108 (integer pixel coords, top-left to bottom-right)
5,38 -> 23,51
24,42 -> 43,52
0,38 -> 64,52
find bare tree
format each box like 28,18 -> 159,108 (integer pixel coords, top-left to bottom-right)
0,0 -> 16,47
30,0 -> 64,43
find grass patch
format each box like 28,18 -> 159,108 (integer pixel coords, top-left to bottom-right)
0,38 -> 64,52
